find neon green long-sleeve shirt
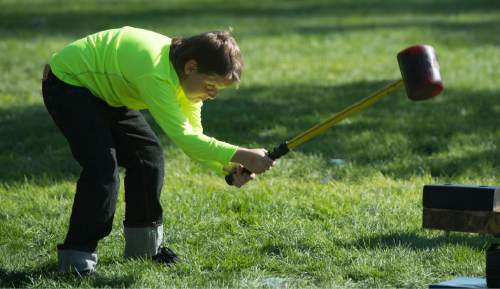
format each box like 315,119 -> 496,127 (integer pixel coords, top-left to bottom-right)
49,26 -> 238,175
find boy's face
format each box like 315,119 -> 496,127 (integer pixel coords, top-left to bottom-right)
180,60 -> 232,103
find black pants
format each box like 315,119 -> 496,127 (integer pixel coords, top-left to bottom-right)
42,69 -> 164,253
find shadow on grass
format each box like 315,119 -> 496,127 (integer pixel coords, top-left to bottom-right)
0,81 -> 498,184
0,104 -> 81,184
0,262 -> 136,288
295,19 -> 500,46
347,231 -> 491,251
0,0 -> 499,46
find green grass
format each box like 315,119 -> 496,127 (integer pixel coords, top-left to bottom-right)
1,0 -> 499,288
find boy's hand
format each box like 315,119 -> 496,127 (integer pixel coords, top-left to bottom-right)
231,148 -> 275,174
231,164 -> 256,188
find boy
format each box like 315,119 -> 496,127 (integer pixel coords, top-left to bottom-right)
42,26 -> 274,275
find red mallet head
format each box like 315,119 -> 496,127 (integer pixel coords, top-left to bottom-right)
397,45 -> 444,101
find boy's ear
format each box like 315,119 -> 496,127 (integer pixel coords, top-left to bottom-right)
184,59 -> 198,75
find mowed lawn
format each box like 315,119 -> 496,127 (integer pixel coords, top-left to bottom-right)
0,0 -> 499,288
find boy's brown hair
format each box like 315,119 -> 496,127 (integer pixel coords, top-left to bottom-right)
169,31 -> 243,84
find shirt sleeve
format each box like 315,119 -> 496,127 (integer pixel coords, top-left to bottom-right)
181,101 -> 233,174
182,99 -> 203,134
134,75 -> 238,175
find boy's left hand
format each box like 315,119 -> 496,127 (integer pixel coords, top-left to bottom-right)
231,164 -> 256,188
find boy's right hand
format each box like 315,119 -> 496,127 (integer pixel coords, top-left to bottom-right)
231,164 -> 256,188
231,148 -> 275,174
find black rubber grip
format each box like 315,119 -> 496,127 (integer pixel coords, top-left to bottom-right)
267,142 -> 290,160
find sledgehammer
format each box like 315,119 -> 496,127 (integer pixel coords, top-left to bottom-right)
226,44 -> 444,185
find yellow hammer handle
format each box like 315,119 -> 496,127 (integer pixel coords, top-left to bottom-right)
287,79 -> 405,150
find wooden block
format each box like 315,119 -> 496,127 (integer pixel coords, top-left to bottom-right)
422,184 -> 500,234
423,184 -> 500,212
423,207 -> 500,234
487,244 -> 500,288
